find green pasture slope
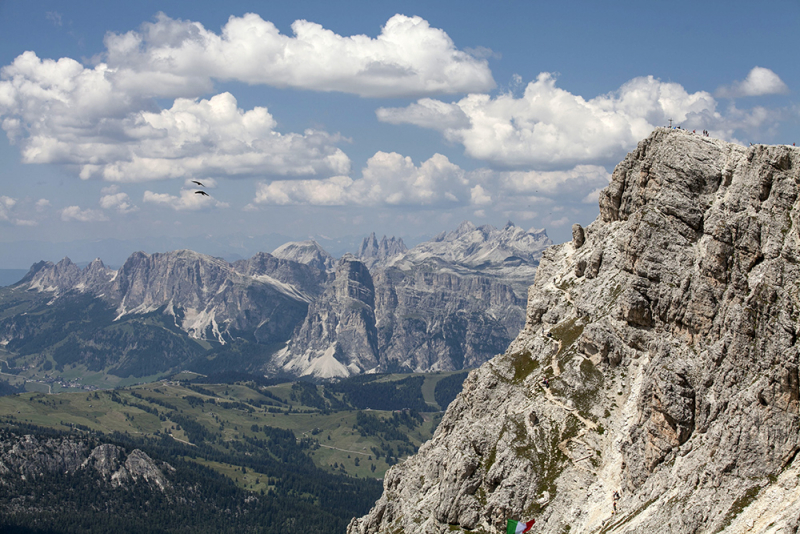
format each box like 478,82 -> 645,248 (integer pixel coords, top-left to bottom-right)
0,371 -> 471,532
0,371 -> 470,482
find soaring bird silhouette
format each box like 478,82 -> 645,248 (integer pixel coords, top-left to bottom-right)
191,180 -> 205,187
195,190 -> 209,196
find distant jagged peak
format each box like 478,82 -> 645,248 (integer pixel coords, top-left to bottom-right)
24,255 -> 116,293
85,257 -> 106,269
401,220 -> 553,270
355,232 -> 407,267
455,220 -> 477,233
434,220 -> 548,243
357,232 -> 379,257
272,239 -> 335,272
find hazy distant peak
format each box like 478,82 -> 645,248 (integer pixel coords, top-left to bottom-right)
272,240 -> 334,272
395,220 -> 552,274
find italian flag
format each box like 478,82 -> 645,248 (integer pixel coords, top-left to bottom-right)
506,519 -> 535,533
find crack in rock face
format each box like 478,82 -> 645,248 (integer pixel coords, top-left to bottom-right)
348,129 -> 800,534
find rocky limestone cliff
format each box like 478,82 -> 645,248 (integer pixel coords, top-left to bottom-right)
112,250 -> 307,344
372,268 -> 524,373
364,222 -> 549,375
349,129 -> 800,534
0,432 -> 170,491
392,221 -> 552,295
276,221 -> 548,378
23,257 -> 115,293
274,256 -> 380,378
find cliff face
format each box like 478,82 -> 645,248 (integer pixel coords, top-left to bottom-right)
274,257 -> 381,378
275,223 -> 550,378
372,268 -> 524,373
349,129 -> 800,534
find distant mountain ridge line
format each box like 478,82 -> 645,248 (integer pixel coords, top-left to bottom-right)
1,221 -> 551,381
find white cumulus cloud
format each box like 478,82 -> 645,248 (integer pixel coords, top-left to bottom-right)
61,206 -> 109,222
254,152 -> 469,206
716,67 -> 789,98
497,165 -> 612,196
0,52 -> 351,181
253,151 -> 613,211
377,98 -> 470,130
378,73 -> 782,168
0,196 -> 16,221
469,184 -> 492,206
99,191 -> 138,213
103,13 -> 495,98
143,189 -> 229,211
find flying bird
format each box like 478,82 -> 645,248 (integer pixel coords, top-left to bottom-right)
191,180 -> 205,187
195,190 -> 209,196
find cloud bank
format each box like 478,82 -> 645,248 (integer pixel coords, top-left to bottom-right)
0,196 -> 16,222
253,152 -> 610,209
0,52 -> 350,182
254,152 -> 468,206
61,206 -> 109,222
103,13 -> 495,98
0,12 -> 492,184
378,73 -> 782,168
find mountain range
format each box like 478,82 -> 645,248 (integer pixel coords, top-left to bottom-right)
0,221 -> 551,385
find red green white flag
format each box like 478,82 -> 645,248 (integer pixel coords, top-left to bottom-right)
506,519 -> 535,533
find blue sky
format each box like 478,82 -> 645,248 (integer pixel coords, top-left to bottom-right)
0,0 -> 798,267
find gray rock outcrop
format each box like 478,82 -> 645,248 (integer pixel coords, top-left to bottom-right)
16,249 -> 317,345
0,433 -> 170,491
572,223 -> 585,249
277,222 -> 552,378
349,129 -> 800,533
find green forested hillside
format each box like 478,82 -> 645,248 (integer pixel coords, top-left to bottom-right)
0,372 -> 471,532
0,423 -> 375,534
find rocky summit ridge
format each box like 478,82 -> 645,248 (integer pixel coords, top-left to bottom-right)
349,129 -> 800,533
